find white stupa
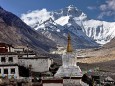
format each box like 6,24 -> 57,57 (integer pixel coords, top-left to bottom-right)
55,34 -> 83,78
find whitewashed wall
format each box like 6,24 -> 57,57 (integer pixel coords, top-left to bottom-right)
0,55 -> 18,64
7,47 -> 24,52
13,48 -> 24,52
21,55 -> 36,58
19,58 -> 52,72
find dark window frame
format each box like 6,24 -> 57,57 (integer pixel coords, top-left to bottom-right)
0,69 -> 1,74
8,57 -> 13,62
4,69 -> 8,74
11,68 -> 15,74
1,57 -> 6,62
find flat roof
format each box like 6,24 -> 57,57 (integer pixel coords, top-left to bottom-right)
18,56 -> 50,59
0,52 -> 18,55
63,77 -> 82,79
0,52 -> 35,55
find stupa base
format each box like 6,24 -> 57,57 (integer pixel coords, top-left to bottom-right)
55,66 -> 83,78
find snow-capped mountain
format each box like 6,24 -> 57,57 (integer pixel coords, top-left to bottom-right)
82,20 -> 115,44
21,5 -> 115,48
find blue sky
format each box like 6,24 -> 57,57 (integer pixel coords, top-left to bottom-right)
0,0 -> 115,22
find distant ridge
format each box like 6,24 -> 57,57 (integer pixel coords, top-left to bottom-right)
0,6 -> 56,53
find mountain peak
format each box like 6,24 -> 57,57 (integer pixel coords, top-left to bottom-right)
54,5 -> 85,18
66,5 -> 79,11
67,5 -> 77,9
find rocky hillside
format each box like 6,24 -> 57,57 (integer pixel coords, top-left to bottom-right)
0,6 -> 56,52
103,37 -> 115,49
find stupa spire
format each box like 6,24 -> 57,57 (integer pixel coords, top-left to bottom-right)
67,33 -> 72,52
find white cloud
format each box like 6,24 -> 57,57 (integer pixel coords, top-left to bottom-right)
100,0 -> 115,11
21,9 -> 53,29
100,4 -> 107,11
98,0 -> 115,19
97,12 -> 105,19
106,0 -> 115,11
87,6 -> 96,10
97,11 -> 115,19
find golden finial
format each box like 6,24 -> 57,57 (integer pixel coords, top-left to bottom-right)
67,33 -> 72,52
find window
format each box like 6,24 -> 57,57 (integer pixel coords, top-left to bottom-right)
11,68 -> 15,74
8,57 -> 13,62
4,69 -> 8,74
1,57 -> 6,62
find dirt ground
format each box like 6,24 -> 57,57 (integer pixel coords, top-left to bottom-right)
78,60 -> 115,80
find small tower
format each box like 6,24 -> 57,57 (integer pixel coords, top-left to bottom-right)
67,33 -> 72,52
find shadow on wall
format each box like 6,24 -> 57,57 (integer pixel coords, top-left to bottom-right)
19,66 -> 29,77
